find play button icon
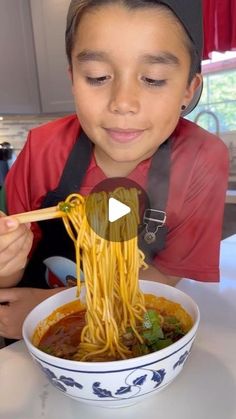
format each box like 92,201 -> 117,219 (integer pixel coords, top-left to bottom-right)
108,197 -> 131,222
85,178 -> 150,242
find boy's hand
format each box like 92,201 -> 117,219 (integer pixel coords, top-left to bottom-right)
0,287 -> 64,339
0,213 -> 33,278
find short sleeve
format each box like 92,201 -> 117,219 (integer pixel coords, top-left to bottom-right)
5,132 -> 33,215
153,136 -> 229,282
5,131 -> 46,250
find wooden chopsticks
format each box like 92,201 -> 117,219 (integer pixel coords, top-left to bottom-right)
10,206 -> 66,224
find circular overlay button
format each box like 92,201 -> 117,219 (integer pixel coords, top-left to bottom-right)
85,178 -> 150,242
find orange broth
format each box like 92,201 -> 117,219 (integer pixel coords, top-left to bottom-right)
37,294 -> 193,361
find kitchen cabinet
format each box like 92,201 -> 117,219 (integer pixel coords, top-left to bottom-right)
0,0 -> 41,114
30,0 -> 74,113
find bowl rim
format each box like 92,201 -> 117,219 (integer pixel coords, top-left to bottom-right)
22,280 -> 200,368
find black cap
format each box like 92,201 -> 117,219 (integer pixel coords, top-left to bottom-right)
159,0 -> 203,115
159,0 -> 203,63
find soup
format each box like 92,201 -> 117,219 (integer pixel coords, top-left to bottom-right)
37,293 -> 193,361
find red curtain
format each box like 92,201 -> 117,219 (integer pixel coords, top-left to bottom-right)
203,0 -> 236,59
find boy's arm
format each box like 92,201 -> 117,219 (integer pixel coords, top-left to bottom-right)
0,287 -> 65,339
139,265 -> 180,286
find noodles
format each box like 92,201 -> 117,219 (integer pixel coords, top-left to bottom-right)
57,188 -> 148,361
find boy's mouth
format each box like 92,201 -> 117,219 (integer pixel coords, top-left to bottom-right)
104,128 -> 145,143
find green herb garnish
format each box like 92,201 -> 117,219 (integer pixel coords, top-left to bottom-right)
151,338 -> 173,351
142,310 -> 164,344
58,202 -> 72,213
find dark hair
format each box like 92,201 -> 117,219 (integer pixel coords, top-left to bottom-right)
66,0 -> 200,83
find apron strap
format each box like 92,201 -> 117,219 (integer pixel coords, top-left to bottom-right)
42,130 -> 93,208
138,138 -> 171,261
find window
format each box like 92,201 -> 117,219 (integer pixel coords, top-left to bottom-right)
187,52 -> 236,135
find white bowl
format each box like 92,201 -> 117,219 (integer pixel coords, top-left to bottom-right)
22,280 -> 200,408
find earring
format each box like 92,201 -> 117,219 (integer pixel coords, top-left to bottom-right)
181,105 -> 187,111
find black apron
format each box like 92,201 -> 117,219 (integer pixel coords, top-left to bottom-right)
19,131 -> 171,289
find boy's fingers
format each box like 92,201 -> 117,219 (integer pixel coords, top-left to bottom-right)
0,288 -> 16,303
0,216 -> 19,234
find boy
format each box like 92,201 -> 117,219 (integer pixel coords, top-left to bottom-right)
0,0 -> 228,339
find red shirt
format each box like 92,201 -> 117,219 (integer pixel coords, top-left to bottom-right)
5,115 -> 229,282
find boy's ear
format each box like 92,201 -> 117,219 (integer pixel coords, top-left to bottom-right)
184,73 -> 203,105
68,66 -> 73,83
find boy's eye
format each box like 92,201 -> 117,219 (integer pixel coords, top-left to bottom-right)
142,77 -> 166,87
86,76 -> 111,85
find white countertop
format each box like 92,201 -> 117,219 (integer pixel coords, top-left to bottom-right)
0,235 -> 236,419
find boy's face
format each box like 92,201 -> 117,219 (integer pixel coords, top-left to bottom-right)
70,4 -> 201,174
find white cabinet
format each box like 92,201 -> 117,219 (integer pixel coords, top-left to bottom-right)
0,0 -> 41,114
0,0 -> 74,114
30,0 -> 74,113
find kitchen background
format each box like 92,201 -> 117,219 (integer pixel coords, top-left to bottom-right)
0,0 -> 235,238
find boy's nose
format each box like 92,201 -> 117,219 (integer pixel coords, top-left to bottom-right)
108,82 -> 140,115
